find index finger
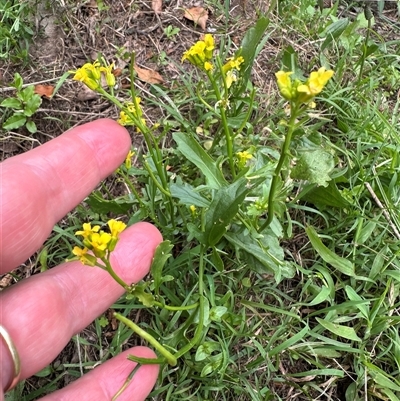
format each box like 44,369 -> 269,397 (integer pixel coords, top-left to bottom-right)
0,119 -> 131,273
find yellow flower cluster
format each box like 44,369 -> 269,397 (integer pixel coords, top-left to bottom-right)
275,67 -> 334,104
72,220 -> 127,265
71,61 -> 116,91
182,34 -> 215,71
117,98 -> 146,130
236,150 -> 253,168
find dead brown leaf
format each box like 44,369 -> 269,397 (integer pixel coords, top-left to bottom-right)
134,64 -> 164,84
152,0 -> 162,13
34,84 -> 54,98
183,7 -> 208,30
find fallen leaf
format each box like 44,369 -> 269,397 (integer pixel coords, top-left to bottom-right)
112,68 -> 123,77
184,7 -> 208,30
34,84 -> 54,98
152,0 -> 162,13
134,64 -> 164,84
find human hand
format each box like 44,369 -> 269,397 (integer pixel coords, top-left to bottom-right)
0,119 -> 162,400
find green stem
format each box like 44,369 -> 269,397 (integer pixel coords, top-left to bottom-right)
114,313 -> 177,366
104,259 -> 129,290
143,159 -> 171,197
259,102 -> 299,231
206,68 -> 236,178
153,301 -> 199,311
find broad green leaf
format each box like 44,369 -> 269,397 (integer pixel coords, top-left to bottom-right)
150,240 -> 173,295
321,18 -> 349,51
195,342 -> 220,361
13,73 -> 23,90
288,369 -> 344,378
25,120 -> 37,134
86,191 -> 135,214
173,132 -> 226,189
170,182 -> 210,207
20,85 -> 35,102
0,98 -> 22,109
225,231 -> 296,282
301,181 -> 350,208
291,147 -> 335,187
203,176 -> 261,247
3,113 -> 26,130
306,226 -> 355,277
236,16 -> 269,94
316,317 -> 361,342
24,94 -> 42,116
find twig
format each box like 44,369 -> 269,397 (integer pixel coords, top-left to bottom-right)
0,77 -> 61,92
365,182 -> 400,240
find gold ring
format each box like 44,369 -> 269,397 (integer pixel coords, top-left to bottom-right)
0,325 -> 21,392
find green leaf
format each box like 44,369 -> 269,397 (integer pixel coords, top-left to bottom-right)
291,147 -> 335,187
170,182 -> 210,207
301,181 -> 350,208
86,191 -> 135,214
225,230 -> 296,282
269,325 -> 309,357
3,113 -> 26,130
307,286 -> 331,306
150,240 -> 173,295
24,94 -> 42,116
281,45 -> 299,74
173,132 -> 226,189
236,16 -> 270,93
204,176 -> 259,247
13,73 -> 23,90
0,98 -> 22,109
209,306 -> 227,322
98,316 -> 109,327
321,18 -> 349,51
25,120 -> 37,134
306,226 -> 355,277
195,342 -> 220,361
20,85 -> 35,102
316,317 -> 361,342
127,284 -> 155,307
372,372 -> 400,392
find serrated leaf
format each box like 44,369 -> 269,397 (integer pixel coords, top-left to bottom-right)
150,240 -> 173,295
3,113 -> 26,130
86,191 -> 135,214
0,98 -> 22,109
24,94 -> 42,115
291,148 -> 335,187
316,317 -> 361,342
173,132 -> 226,189
306,226 -> 355,277
13,73 -> 23,90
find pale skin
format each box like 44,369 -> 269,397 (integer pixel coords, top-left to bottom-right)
0,119 -> 161,400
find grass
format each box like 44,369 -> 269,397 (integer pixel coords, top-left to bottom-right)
2,0 -> 400,400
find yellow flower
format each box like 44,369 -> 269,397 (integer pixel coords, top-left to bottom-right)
117,98 -> 146,130
108,219 -> 127,239
236,150 -> 253,169
182,35 -> 215,70
275,71 -> 294,100
225,70 -> 238,89
88,232 -> 112,257
190,205 -> 196,213
71,61 -> 102,91
107,219 -> 127,251
297,67 -> 334,97
72,246 -> 97,266
100,63 -> 116,87
222,56 -> 244,74
125,150 -> 135,169
75,223 -> 101,238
